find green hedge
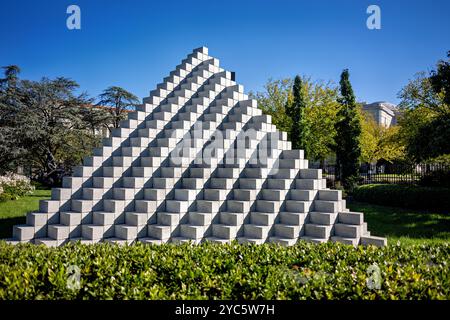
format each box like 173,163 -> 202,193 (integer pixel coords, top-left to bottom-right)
0,241 -> 449,299
353,184 -> 450,212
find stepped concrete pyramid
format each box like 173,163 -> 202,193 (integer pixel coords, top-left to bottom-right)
6,47 -> 386,247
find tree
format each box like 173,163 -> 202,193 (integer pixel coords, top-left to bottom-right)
288,75 -> 309,152
430,51 -> 450,107
0,66 -> 102,185
335,69 -> 362,190
406,116 -> 450,160
0,65 -> 28,173
250,78 -> 293,134
360,112 -> 405,163
97,86 -> 139,130
0,67 -> 142,186
397,51 -> 450,162
80,104 -> 112,135
251,77 -> 340,163
399,71 -> 450,115
303,81 -> 340,164
0,65 -> 21,88
18,77 -> 97,185
398,104 -> 450,162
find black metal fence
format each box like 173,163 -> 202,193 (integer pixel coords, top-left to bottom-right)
310,163 -> 450,188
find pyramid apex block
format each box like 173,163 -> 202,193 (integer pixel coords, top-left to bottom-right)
193,46 -> 208,55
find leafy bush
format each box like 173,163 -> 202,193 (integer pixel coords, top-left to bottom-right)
0,241 -> 449,300
419,169 -> 450,188
353,184 -> 450,212
0,174 -> 34,202
425,154 -> 450,165
31,180 -> 49,190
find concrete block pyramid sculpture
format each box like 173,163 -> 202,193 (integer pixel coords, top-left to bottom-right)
6,47 -> 387,247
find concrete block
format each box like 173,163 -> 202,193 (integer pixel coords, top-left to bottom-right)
39,200 -> 60,213
148,225 -> 171,240
180,225 -> 206,239
48,225 -> 70,240
334,224 -> 361,238
275,224 -> 301,239
309,212 -> 337,225
304,224 -> 332,239
26,212 -> 48,226
196,200 -> 220,213
338,211 -> 364,225
13,225 -> 35,241
227,200 -> 250,213
115,225 -> 138,240
212,224 -> 238,239
60,212 -> 82,226
250,212 -> 275,226
314,200 -> 338,213
244,224 -> 269,239
279,212 -> 306,225
93,211 -> 116,225
360,236 -> 387,247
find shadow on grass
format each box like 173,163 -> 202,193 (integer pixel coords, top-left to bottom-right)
0,216 -> 26,239
348,200 -> 450,241
0,189 -> 51,239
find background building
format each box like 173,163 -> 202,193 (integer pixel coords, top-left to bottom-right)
362,101 -> 399,127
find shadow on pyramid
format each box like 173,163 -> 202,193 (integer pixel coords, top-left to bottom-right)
5,47 -> 386,247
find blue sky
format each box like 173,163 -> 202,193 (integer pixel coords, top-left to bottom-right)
1,0 -> 449,104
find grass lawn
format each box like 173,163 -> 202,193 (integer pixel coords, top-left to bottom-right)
0,189 -> 51,239
348,200 -> 450,245
0,189 -> 449,245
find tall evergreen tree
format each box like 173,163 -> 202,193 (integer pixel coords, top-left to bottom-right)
288,75 -> 309,152
335,69 -> 361,190
0,65 -> 26,173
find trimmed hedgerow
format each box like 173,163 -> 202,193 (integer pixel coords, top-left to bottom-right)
0,241 -> 449,300
353,184 -> 450,212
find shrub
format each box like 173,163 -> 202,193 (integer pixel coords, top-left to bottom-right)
425,154 -> 450,165
419,169 -> 450,188
353,184 -> 450,212
0,241 -> 449,300
0,174 -> 34,201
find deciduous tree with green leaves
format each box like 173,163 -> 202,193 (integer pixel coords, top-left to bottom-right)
360,112 -> 405,163
398,51 -> 450,162
430,51 -> 450,107
250,78 -> 293,134
303,81 -> 340,165
252,77 -> 340,163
